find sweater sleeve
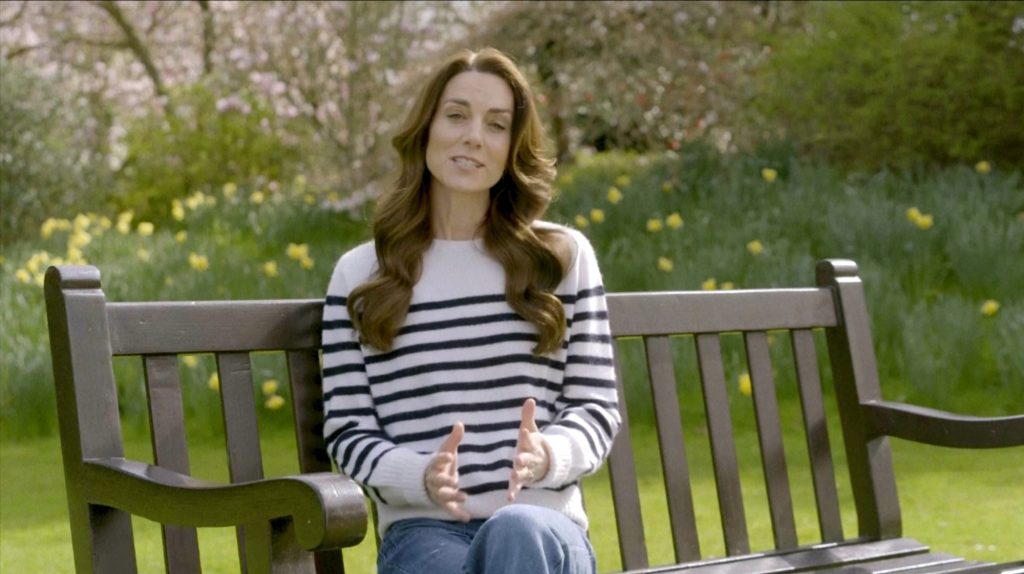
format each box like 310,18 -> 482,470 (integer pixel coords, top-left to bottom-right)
534,232 -> 622,489
321,259 -> 433,508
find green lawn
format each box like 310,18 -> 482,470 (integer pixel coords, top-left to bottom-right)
2,411 -> 1021,573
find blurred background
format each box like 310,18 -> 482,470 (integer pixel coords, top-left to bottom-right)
1,1 -> 1022,569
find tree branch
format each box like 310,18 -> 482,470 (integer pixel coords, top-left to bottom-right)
91,0 -> 173,115
195,0 -> 214,76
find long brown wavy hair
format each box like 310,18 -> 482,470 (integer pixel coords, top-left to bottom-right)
347,47 -> 566,354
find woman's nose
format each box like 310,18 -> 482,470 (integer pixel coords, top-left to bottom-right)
462,120 -> 483,146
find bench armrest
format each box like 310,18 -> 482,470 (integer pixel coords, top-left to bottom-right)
862,400 -> 1024,449
80,457 -> 367,550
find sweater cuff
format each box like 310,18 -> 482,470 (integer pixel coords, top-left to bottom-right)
371,448 -> 434,507
533,433 -> 572,489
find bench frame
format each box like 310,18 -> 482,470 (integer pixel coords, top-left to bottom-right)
44,259 -> 1023,573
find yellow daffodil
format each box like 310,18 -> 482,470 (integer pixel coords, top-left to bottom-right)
98,216 -> 111,230
171,200 -> 185,221
646,218 -> 664,233
182,355 -> 199,368
263,261 -> 279,278
738,373 -> 752,396
981,300 -> 1000,317
15,269 -> 31,284
261,379 -> 280,396
657,257 -> 673,272
68,230 -> 92,249
574,215 -> 589,228
73,213 -> 91,230
265,394 -> 286,410
299,256 -> 315,270
721,281 -> 735,290
615,174 -> 631,188
557,172 -> 574,186
589,209 -> 605,223
222,182 -> 238,198
136,248 -> 151,262
662,181 -> 673,193
303,194 -> 315,205
185,192 -> 205,210
188,252 -> 209,272
607,186 -> 623,204
137,222 -> 154,236
66,246 -> 86,264
747,239 -> 764,255
975,161 -> 992,174
175,230 -> 188,243
702,278 -> 717,291
327,192 -> 340,203
286,243 -> 309,260
906,207 -> 934,230
761,168 -> 778,183
666,213 -> 683,229
33,273 -> 44,287
294,174 -> 307,190
207,372 -> 220,391
250,191 -> 265,205
906,207 -> 922,222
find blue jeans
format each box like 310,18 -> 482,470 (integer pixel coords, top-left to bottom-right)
377,505 -> 596,574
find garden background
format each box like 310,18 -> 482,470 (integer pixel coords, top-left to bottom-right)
1,1 -> 1022,571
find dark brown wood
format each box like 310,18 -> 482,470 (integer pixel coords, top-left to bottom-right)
44,266 -> 138,574
643,336 -> 701,561
217,351 -> 263,572
607,341 -> 650,570
743,331 -> 798,550
287,349 -> 347,574
695,334 -> 750,556
862,401 -> 1024,448
789,329 -> 844,543
46,261 -> 1022,574
143,354 -> 202,573
606,288 -> 837,337
107,300 -> 323,355
816,260 -> 901,539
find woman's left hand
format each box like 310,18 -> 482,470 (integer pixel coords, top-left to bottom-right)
507,398 -> 551,502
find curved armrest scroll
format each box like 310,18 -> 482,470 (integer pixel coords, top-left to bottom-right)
862,400 -> 1024,449
81,458 -> 367,550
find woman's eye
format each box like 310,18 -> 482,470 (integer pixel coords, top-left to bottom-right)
490,123 -> 507,131
447,112 -> 464,119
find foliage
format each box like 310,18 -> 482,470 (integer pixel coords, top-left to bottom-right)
756,1 -> 1024,170
0,61 -> 112,243
115,82 -> 306,220
547,146 -> 1023,414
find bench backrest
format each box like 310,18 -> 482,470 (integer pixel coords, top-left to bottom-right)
45,259 -> 897,573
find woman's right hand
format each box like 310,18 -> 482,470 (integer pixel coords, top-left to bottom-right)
424,422 -> 470,522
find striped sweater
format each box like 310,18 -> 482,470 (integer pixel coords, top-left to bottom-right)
321,224 -> 621,536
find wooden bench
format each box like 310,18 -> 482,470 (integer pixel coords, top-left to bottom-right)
44,259 -> 1023,574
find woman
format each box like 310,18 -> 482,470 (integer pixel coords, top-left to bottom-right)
321,47 -> 620,574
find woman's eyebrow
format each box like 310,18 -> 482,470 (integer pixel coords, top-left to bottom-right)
443,98 -> 512,115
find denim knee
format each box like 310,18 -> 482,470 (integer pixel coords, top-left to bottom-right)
466,505 -> 595,574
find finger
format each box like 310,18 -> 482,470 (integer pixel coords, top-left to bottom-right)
507,475 -> 522,502
430,452 -> 455,469
444,501 -> 472,522
520,399 -> 539,433
434,486 -> 466,502
440,422 -> 464,455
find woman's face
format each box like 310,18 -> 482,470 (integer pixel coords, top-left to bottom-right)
425,71 -> 514,197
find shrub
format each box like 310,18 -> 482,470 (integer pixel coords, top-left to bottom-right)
757,1 -> 1024,170
115,81 -> 309,222
0,62 -> 112,244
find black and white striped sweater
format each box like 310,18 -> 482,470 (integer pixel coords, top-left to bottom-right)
321,224 -> 621,536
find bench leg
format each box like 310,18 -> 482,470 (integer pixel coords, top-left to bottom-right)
68,501 -> 138,574
242,518 -> 316,574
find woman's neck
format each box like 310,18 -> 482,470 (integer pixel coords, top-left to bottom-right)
429,183 -> 489,240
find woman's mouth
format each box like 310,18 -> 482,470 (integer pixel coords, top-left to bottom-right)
452,157 -> 483,169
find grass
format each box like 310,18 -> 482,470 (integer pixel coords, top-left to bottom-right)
2,398 -> 1021,572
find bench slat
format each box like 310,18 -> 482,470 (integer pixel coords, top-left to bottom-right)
287,349 -> 347,574
216,351 -> 263,573
744,331 -> 798,550
695,334 -> 750,556
644,336 -> 701,562
143,354 -> 202,573
790,329 -> 844,543
608,342 -> 650,570
607,289 -> 837,337
107,300 -> 323,355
